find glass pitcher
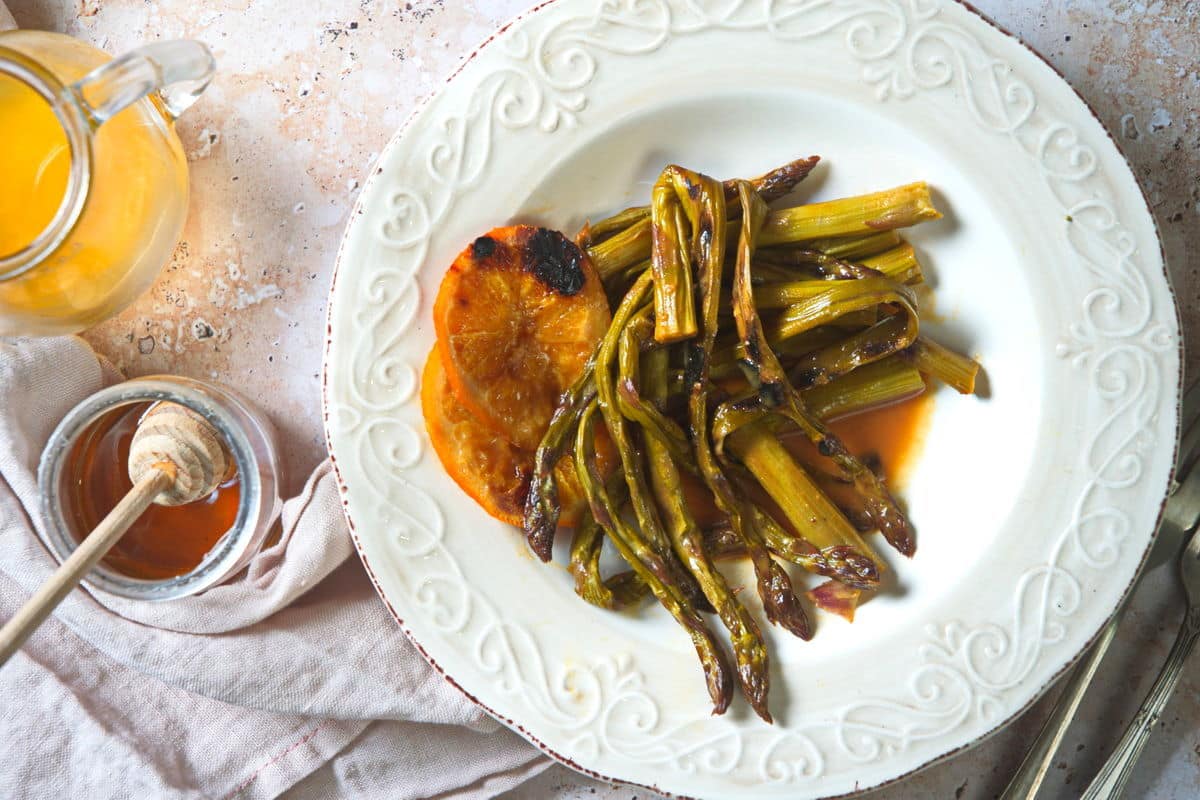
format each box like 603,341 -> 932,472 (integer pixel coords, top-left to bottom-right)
0,31 -> 214,336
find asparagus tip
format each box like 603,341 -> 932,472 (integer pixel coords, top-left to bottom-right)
762,562 -> 813,640
522,493 -> 557,563
874,505 -> 916,557
820,545 -> 882,589
706,661 -> 734,716
737,661 -> 773,724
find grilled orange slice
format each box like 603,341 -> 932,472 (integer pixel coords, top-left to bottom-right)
422,349 -> 591,528
433,225 -> 610,451
422,349 -> 528,525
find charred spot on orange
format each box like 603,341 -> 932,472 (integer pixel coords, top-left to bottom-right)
466,226 -> 586,297
523,226 -> 587,296
432,224 -> 610,451
471,235 -> 497,258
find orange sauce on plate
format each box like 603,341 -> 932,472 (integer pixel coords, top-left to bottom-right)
678,388 -> 934,528
62,403 -> 240,580
826,388 -> 935,488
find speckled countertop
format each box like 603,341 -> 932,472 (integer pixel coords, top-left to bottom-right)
6,1 -> 1197,797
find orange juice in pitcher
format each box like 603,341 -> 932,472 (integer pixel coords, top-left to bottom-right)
0,32 -> 214,335
0,67 -> 71,256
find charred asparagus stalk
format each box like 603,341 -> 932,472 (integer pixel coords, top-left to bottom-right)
718,181 -> 891,579
595,277 -> 714,611
523,349 -> 602,561
773,401 -> 915,557
904,335 -> 981,394
569,473 -> 632,609
729,180 -> 790,408
758,181 -> 941,245
589,181 -> 940,279
674,166 -> 812,641
642,345 -> 774,722
649,174 -> 697,343
725,419 -> 883,565
574,398 -> 733,714
615,322 -> 694,471
801,356 -> 926,421
509,156 -> 981,724
569,510 -> 617,609
585,156 -> 821,249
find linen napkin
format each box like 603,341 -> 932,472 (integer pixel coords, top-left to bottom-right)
0,336 -> 553,799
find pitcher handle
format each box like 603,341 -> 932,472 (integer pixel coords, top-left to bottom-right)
70,40 -> 214,125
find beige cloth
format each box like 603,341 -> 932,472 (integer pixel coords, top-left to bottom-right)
0,336 -> 552,798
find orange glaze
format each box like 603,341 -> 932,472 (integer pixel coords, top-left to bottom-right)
677,388 -> 932,531
63,403 -> 240,580
825,387 -> 935,489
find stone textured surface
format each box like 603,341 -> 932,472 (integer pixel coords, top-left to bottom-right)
6,1 -> 1197,798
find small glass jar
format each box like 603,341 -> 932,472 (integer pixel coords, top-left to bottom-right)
38,375 -> 282,601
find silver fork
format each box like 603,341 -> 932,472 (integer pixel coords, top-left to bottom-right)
1000,378 -> 1200,800
1079,428 -> 1200,799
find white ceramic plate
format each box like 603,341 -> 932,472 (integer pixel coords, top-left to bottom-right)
323,2 -> 1181,797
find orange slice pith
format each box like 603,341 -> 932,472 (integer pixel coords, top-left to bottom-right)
421,348 -> 590,528
433,225 -> 611,451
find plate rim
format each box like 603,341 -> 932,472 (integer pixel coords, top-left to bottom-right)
319,1 -> 1184,797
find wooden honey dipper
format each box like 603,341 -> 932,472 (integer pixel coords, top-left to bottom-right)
0,403 -> 235,666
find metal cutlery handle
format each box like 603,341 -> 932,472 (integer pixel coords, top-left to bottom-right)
1080,608 -> 1200,799
999,617 -> 1119,800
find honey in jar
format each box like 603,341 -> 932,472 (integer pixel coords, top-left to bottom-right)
61,403 -> 240,580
